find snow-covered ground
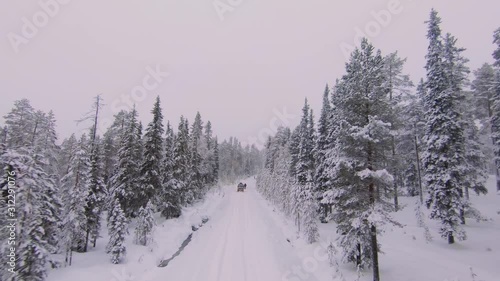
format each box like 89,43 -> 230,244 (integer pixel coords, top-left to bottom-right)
47,185 -> 228,281
48,177 -> 500,281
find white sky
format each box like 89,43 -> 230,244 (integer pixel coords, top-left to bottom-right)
1,0 -> 499,146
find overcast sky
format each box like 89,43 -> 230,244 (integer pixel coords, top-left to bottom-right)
1,0 -> 499,146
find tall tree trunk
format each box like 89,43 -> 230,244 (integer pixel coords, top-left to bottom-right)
371,224 -> 380,281
367,136 -> 380,281
356,243 -> 362,267
296,213 -> 301,233
392,136 -> 399,211
393,182 -> 399,211
414,133 -> 424,204
496,163 -> 500,192
459,188 -> 466,225
65,248 -> 69,266
448,232 -> 455,244
68,248 -> 73,266
84,229 -> 90,252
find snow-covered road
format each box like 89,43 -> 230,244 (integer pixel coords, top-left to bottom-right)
152,179 -> 297,281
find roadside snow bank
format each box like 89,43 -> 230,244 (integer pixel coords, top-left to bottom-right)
47,186 -> 227,281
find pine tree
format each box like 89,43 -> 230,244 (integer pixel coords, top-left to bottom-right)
172,116 -> 192,205
294,99 -> 315,184
383,52 -> 413,211
423,10 -> 468,244
28,110 -> 64,256
301,181 -> 319,244
3,99 -> 36,149
60,134 -> 91,256
102,110 -> 129,188
106,198 -> 128,264
328,39 -> 397,280
401,79 -> 426,201
140,96 -> 165,209
314,85 -> 332,221
110,108 -> 141,217
134,201 -> 156,246
472,63 -> 496,122
0,126 -> 7,145
491,27 -> 500,191
320,80 -> 343,221
2,149 -> 52,281
189,112 -> 204,199
204,121 -> 218,186
462,105 -> 489,201
86,138 -> 106,249
159,122 -> 182,218
213,137 -> 220,182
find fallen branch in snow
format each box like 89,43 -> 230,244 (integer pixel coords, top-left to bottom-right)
470,267 -> 485,281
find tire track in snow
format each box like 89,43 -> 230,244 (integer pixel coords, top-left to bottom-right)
214,197 -> 236,281
239,192 -> 249,281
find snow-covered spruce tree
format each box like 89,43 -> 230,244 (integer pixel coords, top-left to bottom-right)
136,121 -> 144,167
289,100 -> 318,243
110,107 -> 141,217
86,138 -> 106,249
0,126 -> 6,145
401,79 -> 426,200
328,39 -> 397,280
263,127 -> 291,176
3,99 -> 36,149
382,52 -> 413,211
102,110 -> 129,188
29,110 -> 64,256
422,10 -> 469,244
320,80 -> 343,221
491,27 -> 500,191
471,64 -> 497,173
288,126 -> 300,177
172,116 -> 192,205
159,122 -> 182,218
204,121 -> 218,186
61,135 -> 91,255
314,84 -> 333,222
3,102 -> 63,259
213,137 -> 220,182
33,110 -> 60,175
106,198 -> 128,264
272,144 -> 294,215
134,200 -> 156,246
293,100 -> 315,184
59,134 -> 91,264
462,103 -> 488,222
140,96 -> 165,209
301,180 -> 319,243
459,65 -> 489,209
189,112 -> 204,199
264,136 -> 274,171
2,149 -> 52,281
80,96 -> 107,251
472,63 -> 496,128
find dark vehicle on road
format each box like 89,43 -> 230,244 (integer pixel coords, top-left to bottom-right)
237,182 -> 247,192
